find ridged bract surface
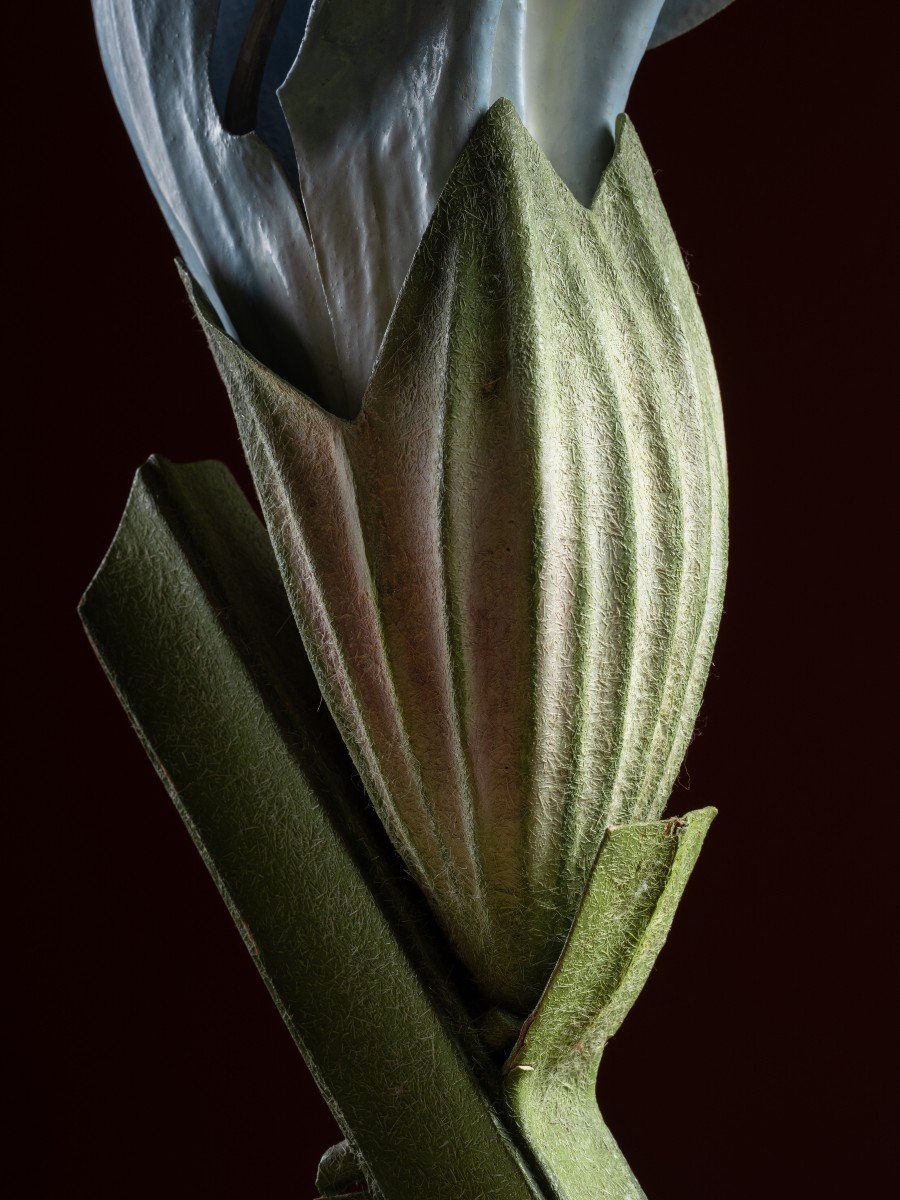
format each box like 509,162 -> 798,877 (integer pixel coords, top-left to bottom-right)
188,101 -> 727,1013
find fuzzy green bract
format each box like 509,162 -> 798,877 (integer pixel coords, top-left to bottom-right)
185,101 -> 727,1016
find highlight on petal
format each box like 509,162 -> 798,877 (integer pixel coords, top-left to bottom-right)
278,0 -> 506,410
649,0 -> 735,48
91,0 -> 347,412
490,1 -> 667,206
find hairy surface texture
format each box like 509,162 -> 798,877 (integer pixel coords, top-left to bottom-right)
187,101 -> 727,1013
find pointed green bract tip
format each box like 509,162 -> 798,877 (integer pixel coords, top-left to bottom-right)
184,104 -> 727,1016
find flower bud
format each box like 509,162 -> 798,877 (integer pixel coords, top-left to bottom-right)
187,100 -> 727,1013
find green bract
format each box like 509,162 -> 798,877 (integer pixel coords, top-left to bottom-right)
185,101 -> 727,1015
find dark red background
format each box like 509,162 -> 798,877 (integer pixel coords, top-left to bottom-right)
10,2 -> 895,1195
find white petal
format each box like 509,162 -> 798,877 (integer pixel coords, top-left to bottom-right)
492,3 -> 668,208
279,1 -> 505,412
92,0 -> 347,412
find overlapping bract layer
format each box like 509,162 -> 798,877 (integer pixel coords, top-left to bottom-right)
188,102 -> 727,1012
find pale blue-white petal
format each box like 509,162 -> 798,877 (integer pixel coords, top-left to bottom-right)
279,1 -> 506,410
92,0 -> 347,412
95,0 -> 733,417
492,1 -> 667,206
649,0 -> 735,48
491,0 -> 527,116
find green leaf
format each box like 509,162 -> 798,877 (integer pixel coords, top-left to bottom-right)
503,808 -> 716,1200
79,456 -> 548,1200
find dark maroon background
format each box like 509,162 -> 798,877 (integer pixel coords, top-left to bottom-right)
10,2 -> 895,1195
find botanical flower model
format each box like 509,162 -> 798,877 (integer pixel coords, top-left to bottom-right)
86,3 -> 733,1198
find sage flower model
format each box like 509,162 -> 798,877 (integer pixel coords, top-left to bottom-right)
82,2 -> 733,1197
